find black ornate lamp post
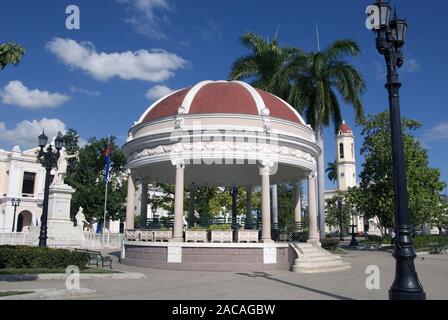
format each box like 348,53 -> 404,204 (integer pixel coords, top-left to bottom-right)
151,204 -> 158,218
349,210 -> 359,247
11,198 -> 21,232
231,187 -> 238,230
368,0 -> 425,300
337,199 -> 344,242
37,131 -> 64,247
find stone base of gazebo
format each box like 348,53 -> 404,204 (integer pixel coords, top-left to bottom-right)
121,242 -> 296,272
121,242 -> 352,273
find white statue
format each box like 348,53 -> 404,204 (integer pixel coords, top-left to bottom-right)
75,207 -> 89,231
53,148 -> 77,185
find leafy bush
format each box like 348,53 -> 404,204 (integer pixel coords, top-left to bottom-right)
0,246 -> 89,270
189,226 -> 208,231
412,235 -> 448,249
209,224 -> 232,231
366,235 -> 383,245
321,238 -> 340,251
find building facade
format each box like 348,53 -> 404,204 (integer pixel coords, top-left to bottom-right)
325,122 -> 381,235
0,146 -> 45,233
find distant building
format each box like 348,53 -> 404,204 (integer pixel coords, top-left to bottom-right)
0,146 -> 45,233
325,122 -> 381,235
0,145 -> 122,234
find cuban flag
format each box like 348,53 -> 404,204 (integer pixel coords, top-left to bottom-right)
104,142 -> 111,183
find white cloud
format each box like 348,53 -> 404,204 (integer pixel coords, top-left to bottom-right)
116,0 -> 171,39
70,86 -> 101,97
374,58 -> 421,81
0,118 -> 67,150
0,81 -> 70,109
402,58 -> 420,73
145,85 -> 174,100
195,20 -> 223,43
47,38 -> 186,82
425,121 -> 448,142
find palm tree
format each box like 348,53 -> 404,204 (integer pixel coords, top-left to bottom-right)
326,161 -> 338,184
288,39 -> 366,238
230,32 -> 303,221
0,43 -> 25,70
229,32 -> 302,100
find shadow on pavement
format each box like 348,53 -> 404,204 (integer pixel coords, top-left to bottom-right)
236,272 -> 355,300
0,274 -> 39,282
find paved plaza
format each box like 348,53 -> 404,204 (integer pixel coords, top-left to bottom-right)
1,249 -> 447,300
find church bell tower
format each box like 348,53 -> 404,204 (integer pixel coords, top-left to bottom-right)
336,121 -> 356,191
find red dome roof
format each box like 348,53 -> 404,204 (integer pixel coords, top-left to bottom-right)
138,81 -> 305,125
339,121 -> 353,134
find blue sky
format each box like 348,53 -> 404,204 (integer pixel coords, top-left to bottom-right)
0,0 -> 447,190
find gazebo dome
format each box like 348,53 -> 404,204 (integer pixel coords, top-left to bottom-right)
138,80 -> 305,125
124,79 -> 320,188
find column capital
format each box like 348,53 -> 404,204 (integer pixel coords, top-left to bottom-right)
259,160 -> 275,175
308,171 -> 317,180
171,159 -> 185,169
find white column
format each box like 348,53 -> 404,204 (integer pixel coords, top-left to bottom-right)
172,163 -> 185,242
5,161 -> 23,232
271,185 -> 278,229
140,180 -> 148,228
307,173 -> 319,243
260,165 -> 273,243
126,174 -> 136,230
294,182 -> 302,226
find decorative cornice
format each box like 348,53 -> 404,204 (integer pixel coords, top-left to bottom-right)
129,141 -> 317,169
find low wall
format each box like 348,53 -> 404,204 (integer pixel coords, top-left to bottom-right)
122,242 -> 297,272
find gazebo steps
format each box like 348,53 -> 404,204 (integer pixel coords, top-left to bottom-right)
289,242 -> 351,274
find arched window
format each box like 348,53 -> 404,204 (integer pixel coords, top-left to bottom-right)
339,143 -> 345,159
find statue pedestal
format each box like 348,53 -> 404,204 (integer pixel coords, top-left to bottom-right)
32,183 -> 85,247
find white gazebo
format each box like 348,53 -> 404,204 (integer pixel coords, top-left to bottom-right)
121,80 -> 350,273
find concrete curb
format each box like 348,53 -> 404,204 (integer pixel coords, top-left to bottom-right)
0,288 -> 96,300
0,272 -> 145,281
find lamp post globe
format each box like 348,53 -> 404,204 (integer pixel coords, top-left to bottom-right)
38,131 -> 48,149
368,0 -> 426,300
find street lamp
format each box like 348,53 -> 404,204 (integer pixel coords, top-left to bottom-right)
11,198 -> 21,232
37,131 -> 64,247
151,204 -> 158,217
349,209 -> 359,247
368,0 -> 425,300
337,199 -> 344,242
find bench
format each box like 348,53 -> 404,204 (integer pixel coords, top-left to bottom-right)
75,249 -> 113,269
428,242 -> 446,255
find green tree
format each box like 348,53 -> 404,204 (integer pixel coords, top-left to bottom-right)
276,184 -> 296,230
326,160 -> 338,184
289,39 -> 366,238
65,137 -> 128,223
229,31 -> 301,100
349,111 -> 446,233
0,43 -> 25,69
230,34 -> 366,239
325,192 -> 351,232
